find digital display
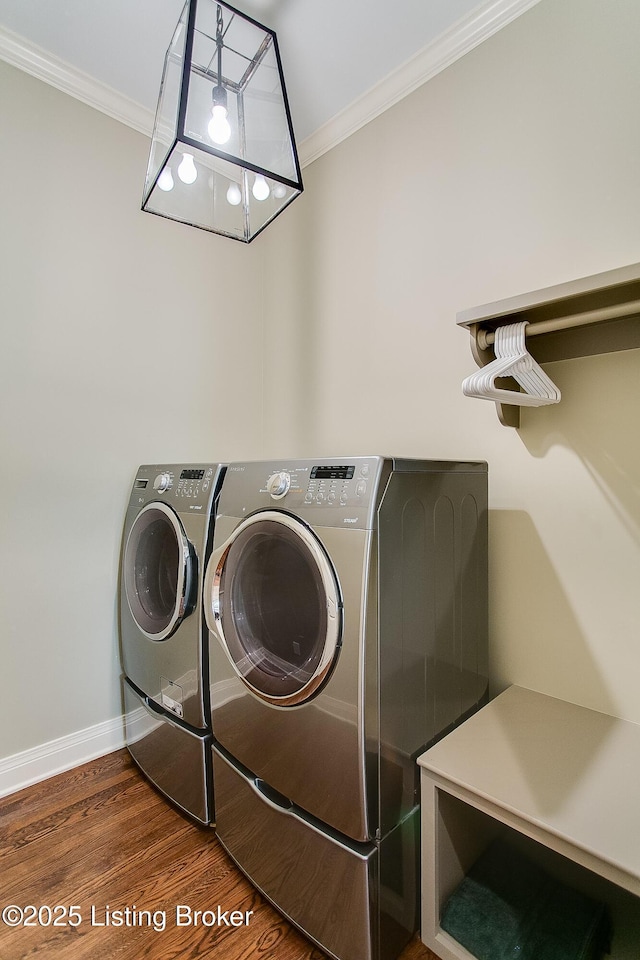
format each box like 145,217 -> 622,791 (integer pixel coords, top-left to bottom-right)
310,465 -> 355,480
180,469 -> 205,480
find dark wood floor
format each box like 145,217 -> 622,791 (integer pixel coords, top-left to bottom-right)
0,750 -> 441,960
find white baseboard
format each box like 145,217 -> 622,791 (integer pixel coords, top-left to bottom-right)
0,715 -> 127,799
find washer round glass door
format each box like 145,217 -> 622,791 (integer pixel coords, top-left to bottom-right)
209,511 -> 342,706
124,501 -> 193,641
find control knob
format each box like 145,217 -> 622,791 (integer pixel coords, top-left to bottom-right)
153,472 -> 172,492
267,471 -> 291,499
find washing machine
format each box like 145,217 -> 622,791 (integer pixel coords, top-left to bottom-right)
119,462 -> 225,824
204,457 -> 488,960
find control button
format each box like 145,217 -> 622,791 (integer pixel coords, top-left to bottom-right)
153,472 -> 172,492
304,492 -> 313,503
316,492 -> 325,503
328,492 -> 336,503
340,493 -> 348,505
266,471 -> 291,499
356,480 -> 367,497
360,463 -> 370,477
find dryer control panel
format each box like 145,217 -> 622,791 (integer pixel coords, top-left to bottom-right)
304,464 -> 370,508
262,462 -> 374,509
220,458 -> 386,530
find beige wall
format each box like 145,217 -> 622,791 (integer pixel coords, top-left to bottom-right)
0,61 -> 264,757
262,0 -> 640,722
2,0 -> 640,762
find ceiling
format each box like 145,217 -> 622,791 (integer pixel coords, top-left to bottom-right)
0,0 -> 540,159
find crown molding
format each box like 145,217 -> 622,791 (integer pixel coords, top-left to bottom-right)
0,0 -> 542,164
0,23 -> 154,135
298,0 -> 543,166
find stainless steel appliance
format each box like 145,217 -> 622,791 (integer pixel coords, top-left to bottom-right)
204,457 -> 488,960
119,462 -> 225,824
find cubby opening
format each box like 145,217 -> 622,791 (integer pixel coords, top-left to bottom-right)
431,790 -> 640,960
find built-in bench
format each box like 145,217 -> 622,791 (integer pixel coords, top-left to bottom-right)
418,685 -> 640,960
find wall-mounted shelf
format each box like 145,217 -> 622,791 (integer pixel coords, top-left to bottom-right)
458,262 -> 640,426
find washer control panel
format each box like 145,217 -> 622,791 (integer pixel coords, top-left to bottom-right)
176,467 -> 213,499
132,465 -> 219,508
153,472 -> 172,492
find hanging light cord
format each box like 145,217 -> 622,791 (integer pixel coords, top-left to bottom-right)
209,4 -> 228,114
216,6 -> 224,86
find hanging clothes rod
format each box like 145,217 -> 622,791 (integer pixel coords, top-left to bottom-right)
476,298 -> 640,351
458,263 -> 640,426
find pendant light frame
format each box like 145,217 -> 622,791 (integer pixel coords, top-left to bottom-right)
142,0 -> 303,243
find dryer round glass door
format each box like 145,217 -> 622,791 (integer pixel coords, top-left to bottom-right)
124,501 -> 194,641
207,511 -> 342,705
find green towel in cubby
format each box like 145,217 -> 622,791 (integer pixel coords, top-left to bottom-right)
440,838 -> 612,960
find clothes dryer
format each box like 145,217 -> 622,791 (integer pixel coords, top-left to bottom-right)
120,462 -> 225,824
204,457 -> 488,960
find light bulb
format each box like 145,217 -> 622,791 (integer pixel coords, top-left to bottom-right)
252,174 -> 270,201
177,153 -> 197,184
273,183 -> 287,199
208,104 -> 231,145
157,167 -> 174,192
226,182 -> 242,206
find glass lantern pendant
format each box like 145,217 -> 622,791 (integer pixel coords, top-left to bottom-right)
142,0 -> 303,243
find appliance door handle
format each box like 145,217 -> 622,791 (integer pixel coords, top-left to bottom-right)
143,695 -> 189,734
252,777 -> 293,813
123,501 -> 195,642
204,510 -> 343,707
202,538 -> 232,640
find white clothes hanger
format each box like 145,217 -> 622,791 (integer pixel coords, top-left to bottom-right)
462,321 -> 561,407
501,321 -> 558,401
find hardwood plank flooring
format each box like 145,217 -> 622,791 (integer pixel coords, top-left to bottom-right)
0,750 -> 441,960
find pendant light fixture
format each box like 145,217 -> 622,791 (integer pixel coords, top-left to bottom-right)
142,0 -> 303,243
